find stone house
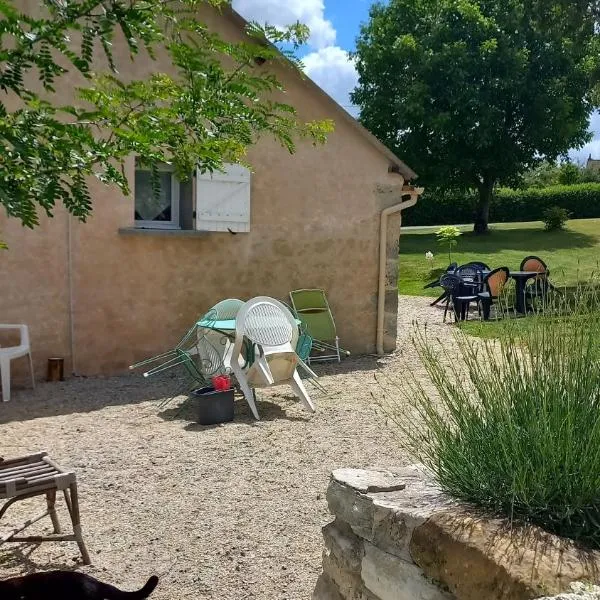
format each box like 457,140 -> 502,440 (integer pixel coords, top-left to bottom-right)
0,4 -> 422,380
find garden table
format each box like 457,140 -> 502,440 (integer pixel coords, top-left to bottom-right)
509,271 -> 542,314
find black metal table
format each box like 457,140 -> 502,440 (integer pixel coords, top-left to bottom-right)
509,271 -> 541,314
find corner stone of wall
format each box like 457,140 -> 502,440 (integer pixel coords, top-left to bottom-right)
313,466 -> 600,600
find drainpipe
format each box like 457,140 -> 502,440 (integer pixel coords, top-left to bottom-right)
376,186 -> 424,355
67,213 -> 76,375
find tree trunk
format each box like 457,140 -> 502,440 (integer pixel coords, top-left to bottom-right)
474,177 -> 494,234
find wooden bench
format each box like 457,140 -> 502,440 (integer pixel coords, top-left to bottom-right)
0,452 -> 90,564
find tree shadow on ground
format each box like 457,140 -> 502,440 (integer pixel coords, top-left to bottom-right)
402,227 -> 597,254
0,371 -> 186,425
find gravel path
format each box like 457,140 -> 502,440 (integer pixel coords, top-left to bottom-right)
0,296 -> 451,599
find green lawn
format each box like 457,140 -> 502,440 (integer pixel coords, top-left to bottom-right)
399,218 -> 600,297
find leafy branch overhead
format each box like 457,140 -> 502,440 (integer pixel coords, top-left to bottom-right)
0,0 -> 333,228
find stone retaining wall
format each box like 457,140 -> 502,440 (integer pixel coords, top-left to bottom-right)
313,466 -> 600,600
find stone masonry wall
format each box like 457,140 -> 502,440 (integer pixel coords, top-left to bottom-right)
313,466 -> 600,600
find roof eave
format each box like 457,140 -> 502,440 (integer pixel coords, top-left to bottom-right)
221,6 -> 418,181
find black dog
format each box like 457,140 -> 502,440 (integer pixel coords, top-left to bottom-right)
0,571 -> 159,599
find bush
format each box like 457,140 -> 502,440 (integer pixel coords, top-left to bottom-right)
384,304 -> 600,547
403,183 -> 600,226
543,206 -> 570,231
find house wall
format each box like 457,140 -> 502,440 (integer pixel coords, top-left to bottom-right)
1,3 -> 407,380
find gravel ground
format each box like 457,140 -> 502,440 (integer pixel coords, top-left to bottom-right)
0,296 -> 452,599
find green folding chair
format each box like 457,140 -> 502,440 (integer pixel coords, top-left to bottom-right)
289,289 -> 348,363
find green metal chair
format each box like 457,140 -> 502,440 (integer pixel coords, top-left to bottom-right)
289,289 -> 348,363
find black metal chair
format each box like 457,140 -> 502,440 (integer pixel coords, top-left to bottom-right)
439,273 -> 461,322
464,260 -> 491,271
428,263 -> 458,306
453,265 -> 482,320
520,255 -> 557,309
478,267 -> 510,320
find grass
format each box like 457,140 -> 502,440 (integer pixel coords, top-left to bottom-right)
383,310 -> 600,548
399,218 -> 600,297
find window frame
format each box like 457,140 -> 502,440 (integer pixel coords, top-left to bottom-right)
134,163 -> 180,230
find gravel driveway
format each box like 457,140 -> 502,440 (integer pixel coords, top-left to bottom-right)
0,296 -> 450,599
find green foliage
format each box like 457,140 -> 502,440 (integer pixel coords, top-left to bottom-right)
558,162 -> 582,185
353,0 -> 600,232
543,205 -> 570,231
436,226 -> 461,262
0,0 -> 333,228
403,184 -> 600,226
382,298 -> 600,547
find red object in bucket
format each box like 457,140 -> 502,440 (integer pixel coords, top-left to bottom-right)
212,375 -> 231,391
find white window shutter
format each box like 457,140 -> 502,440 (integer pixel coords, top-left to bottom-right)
195,164 -> 251,232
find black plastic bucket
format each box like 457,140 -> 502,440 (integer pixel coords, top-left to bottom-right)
191,387 -> 235,425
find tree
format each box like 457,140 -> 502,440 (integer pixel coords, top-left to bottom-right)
558,162 -> 582,185
352,0 -> 600,233
0,0 -> 333,229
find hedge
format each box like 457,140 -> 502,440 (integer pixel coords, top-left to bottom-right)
403,183 -> 600,226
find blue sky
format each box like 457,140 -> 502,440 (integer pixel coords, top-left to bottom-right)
232,0 -> 599,163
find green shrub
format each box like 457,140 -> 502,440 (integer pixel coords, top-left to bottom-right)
384,305 -> 600,548
543,206 -> 570,231
403,183 -> 600,226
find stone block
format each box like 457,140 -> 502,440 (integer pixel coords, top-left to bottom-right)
323,520 -> 364,575
411,511 -> 600,600
313,573 -> 345,600
329,467 -> 452,562
361,542 -> 454,600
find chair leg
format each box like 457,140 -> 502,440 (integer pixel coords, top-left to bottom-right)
481,298 -> 492,321
230,355 -> 261,420
28,352 -> 35,390
291,371 -> 316,413
0,357 -> 10,402
46,490 -> 62,534
335,337 -> 341,363
237,375 -> 260,420
431,291 -> 448,307
65,483 -> 91,565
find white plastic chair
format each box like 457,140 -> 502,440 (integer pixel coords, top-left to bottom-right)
0,324 -> 35,402
230,297 -> 316,420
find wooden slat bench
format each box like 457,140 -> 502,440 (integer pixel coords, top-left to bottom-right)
0,452 -> 90,564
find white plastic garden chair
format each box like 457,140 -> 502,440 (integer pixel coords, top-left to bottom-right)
0,324 -> 35,402
230,297 -> 316,420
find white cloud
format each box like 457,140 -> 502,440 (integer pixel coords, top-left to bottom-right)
233,0 -> 335,49
233,0 -> 360,115
302,46 -> 359,116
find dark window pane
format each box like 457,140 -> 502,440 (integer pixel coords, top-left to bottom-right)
134,171 -> 172,221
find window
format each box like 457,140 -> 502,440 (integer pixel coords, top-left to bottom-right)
134,164 -> 180,229
132,161 -> 251,232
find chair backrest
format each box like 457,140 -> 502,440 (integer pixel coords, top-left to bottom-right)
237,297 -> 296,348
210,298 -> 245,320
484,267 -> 510,297
520,255 -> 548,274
455,264 -> 478,281
464,261 -> 490,271
289,289 -> 337,342
0,324 -> 30,351
439,273 -> 461,293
